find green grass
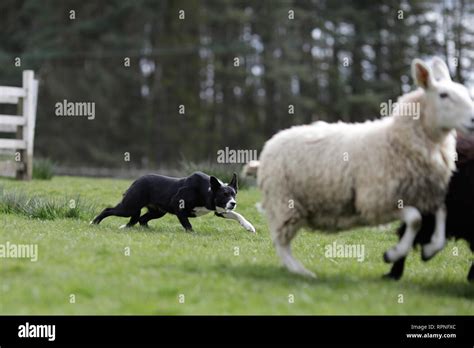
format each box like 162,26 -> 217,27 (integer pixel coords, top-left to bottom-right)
0,176 -> 472,314
33,158 -> 55,180
0,186 -> 95,220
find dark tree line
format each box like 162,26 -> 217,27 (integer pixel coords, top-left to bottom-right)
0,0 -> 473,169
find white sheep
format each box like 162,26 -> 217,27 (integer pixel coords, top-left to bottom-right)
257,58 -> 474,277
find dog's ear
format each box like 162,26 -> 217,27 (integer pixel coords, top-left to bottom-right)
229,172 -> 238,192
210,176 -> 222,192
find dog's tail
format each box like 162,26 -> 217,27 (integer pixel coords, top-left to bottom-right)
241,160 -> 260,178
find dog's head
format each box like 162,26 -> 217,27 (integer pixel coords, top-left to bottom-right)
210,173 -> 238,212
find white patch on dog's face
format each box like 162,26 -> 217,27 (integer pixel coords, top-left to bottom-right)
225,198 -> 237,210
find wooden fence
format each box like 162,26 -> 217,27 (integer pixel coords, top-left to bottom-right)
0,70 -> 38,180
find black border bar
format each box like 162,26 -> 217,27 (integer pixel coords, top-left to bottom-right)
0,315 -> 472,346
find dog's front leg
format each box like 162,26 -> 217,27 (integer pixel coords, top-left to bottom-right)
177,212 -> 193,231
216,211 -> 256,233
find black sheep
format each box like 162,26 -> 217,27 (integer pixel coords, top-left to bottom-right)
385,133 -> 474,282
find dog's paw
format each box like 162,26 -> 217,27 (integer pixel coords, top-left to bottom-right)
242,221 -> 256,233
119,224 -> 128,229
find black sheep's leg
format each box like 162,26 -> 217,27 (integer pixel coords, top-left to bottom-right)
468,243 -> 474,282
468,261 -> 474,282
383,223 -> 407,280
383,258 -> 406,280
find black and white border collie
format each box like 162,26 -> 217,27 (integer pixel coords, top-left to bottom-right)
91,172 -> 255,233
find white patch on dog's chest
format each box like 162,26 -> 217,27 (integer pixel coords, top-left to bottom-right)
192,207 -> 212,216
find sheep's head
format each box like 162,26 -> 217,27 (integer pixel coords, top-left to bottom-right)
412,57 -> 474,135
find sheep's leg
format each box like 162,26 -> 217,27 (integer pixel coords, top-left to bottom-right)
383,258 -> 406,280
468,244 -> 474,282
421,205 -> 446,261
273,223 -> 316,278
467,261 -> 474,282
383,223 -> 408,280
384,206 -> 421,263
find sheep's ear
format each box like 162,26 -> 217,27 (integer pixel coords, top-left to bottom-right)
210,176 -> 222,192
412,59 -> 435,89
431,57 -> 451,81
229,172 -> 238,192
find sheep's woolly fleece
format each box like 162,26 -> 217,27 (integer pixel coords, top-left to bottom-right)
257,89 -> 456,238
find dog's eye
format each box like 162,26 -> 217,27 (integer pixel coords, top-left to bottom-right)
439,92 -> 449,99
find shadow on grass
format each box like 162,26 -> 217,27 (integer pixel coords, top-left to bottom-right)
396,277 -> 474,300
206,262 -> 357,287
206,262 -> 474,300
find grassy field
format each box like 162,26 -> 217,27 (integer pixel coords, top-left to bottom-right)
0,176 -> 472,315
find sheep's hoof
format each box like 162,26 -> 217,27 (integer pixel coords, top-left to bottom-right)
383,250 -> 396,263
421,245 -> 438,261
289,268 -> 317,279
285,264 -> 317,278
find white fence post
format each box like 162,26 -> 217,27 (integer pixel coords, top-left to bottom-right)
0,70 -> 38,180
22,70 -> 37,180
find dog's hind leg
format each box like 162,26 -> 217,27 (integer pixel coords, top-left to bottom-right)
119,211 -> 141,229
139,208 -> 166,227
91,207 -> 116,224
91,203 -> 135,225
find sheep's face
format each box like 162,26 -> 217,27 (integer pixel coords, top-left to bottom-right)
210,173 -> 238,212
412,57 -> 474,134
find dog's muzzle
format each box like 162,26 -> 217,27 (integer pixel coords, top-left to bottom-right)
226,200 -> 236,210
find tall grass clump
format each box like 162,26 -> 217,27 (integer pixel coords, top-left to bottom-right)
0,187 -> 95,220
33,158 -> 55,180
